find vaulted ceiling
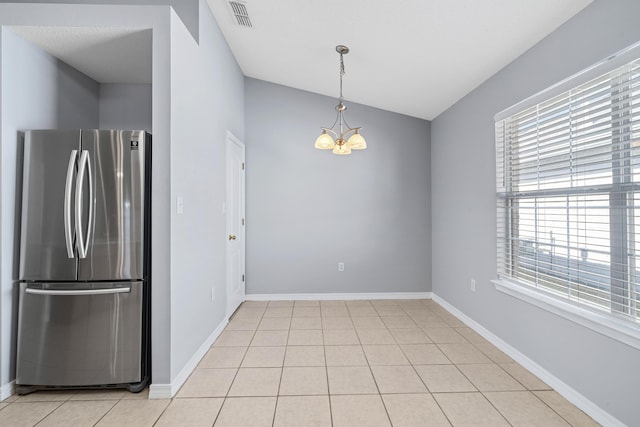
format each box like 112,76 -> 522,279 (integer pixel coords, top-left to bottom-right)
206,0 -> 593,120
7,0 -> 593,121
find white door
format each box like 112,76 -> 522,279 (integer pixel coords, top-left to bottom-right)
225,132 -> 246,318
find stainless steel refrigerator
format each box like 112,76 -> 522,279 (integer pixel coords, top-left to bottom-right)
16,129 -> 151,394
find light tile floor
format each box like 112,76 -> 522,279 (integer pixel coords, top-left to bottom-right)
0,299 -> 600,426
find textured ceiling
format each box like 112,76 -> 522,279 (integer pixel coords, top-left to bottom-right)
9,26 -> 152,84
6,1 -> 593,120
206,0 -> 593,120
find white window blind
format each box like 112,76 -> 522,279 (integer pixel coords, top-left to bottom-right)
496,56 -> 640,322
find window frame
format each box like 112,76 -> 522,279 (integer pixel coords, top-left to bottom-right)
494,41 -> 640,348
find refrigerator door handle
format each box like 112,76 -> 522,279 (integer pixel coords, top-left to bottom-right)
75,150 -> 94,259
64,150 -> 78,258
25,287 -> 131,296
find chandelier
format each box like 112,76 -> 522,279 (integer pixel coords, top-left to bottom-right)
314,45 -> 367,155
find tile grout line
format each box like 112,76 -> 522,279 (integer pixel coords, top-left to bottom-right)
407,300 -> 468,427
30,400 -> 65,426
270,302 -> 292,427
399,303 -> 443,395
216,302 -> 266,425
356,301 -> 394,426
427,301 -> 520,426
477,390 -> 516,426
530,390 -> 581,426
150,398 -> 170,427
3,299 -> 597,427
94,399 -> 120,427
414,299 -> 456,427
320,309 -> 335,427
388,302 -> 450,426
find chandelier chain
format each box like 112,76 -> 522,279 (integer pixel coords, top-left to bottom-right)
339,52 -> 345,102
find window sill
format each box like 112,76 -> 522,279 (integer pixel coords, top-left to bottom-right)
492,278 -> 640,351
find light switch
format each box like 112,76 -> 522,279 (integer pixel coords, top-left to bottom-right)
177,197 -> 184,214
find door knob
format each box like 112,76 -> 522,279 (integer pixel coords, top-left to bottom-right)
228,235 -> 236,240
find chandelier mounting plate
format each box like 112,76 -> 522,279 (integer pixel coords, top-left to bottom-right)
336,45 -> 349,55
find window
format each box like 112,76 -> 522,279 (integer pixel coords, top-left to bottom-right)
495,54 -> 640,324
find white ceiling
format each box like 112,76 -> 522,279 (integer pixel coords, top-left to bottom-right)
8,26 -> 152,84
206,0 -> 593,120
6,1 -> 593,120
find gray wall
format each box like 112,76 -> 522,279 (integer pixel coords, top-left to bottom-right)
431,0 -> 640,424
245,78 -> 431,295
99,84 -> 152,131
0,27 -> 99,391
168,0 -> 244,379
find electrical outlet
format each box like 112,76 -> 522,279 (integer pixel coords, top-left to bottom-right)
211,287 -> 215,301
338,262 -> 345,272
470,279 -> 476,292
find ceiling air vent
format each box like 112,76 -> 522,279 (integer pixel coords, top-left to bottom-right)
228,1 -> 252,28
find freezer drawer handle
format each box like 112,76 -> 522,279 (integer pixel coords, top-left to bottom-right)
25,287 -> 131,296
75,150 -> 94,259
64,150 -> 78,258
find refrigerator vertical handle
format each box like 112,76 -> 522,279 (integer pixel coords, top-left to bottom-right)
64,150 -> 78,258
75,150 -> 93,259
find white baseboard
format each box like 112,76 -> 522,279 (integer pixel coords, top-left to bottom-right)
431,293 -> 624,427
147,383 -> 172,400
246,292 -> 432,301
149,318 -> 228,400
0,380 -> 14,401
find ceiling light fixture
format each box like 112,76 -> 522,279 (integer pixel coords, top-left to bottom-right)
314,45 -> 366,155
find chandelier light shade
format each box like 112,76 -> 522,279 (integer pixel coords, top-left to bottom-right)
315,45 -> 366,155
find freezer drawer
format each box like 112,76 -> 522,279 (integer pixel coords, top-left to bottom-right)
16,281 -> 143,387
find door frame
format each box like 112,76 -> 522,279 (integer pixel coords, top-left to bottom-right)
225,131 -> 246,319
